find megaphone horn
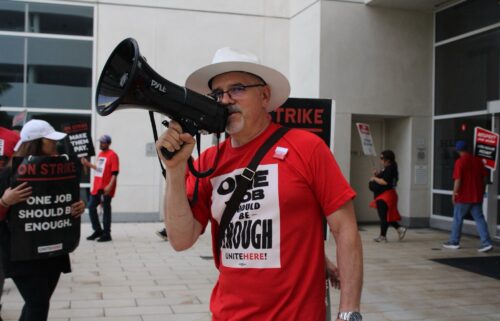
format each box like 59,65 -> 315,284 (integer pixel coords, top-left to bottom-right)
95,38 -> 228,159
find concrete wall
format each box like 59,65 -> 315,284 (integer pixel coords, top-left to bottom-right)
319,1 -> 433,116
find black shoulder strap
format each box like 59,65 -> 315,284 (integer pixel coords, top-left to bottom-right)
148,111 -> 167,178
216,126 -> 290,257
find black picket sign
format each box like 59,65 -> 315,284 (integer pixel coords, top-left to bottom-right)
62,122 -> 95,158
9,156 -> 81,261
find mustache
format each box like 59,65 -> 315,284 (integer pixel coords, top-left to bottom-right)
224,105 -> 241,114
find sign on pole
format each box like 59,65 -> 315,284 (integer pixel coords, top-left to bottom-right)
62,122 -> 95,158
9,156 -> 81,261
355,123 -> 377,156
474,126 -> 499,170
12,109 -> 27,128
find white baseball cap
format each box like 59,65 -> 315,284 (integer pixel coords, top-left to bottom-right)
14,119 -> 67,151
185,47 -> 290,112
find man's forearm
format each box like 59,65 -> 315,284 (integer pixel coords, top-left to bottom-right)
335,227 -> 363,312
165,168 -> 199,251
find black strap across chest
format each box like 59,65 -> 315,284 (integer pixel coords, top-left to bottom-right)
216,126 -> 290,257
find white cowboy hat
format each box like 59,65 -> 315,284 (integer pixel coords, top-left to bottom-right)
185,47 -> 290,112
14,119 -> 67,151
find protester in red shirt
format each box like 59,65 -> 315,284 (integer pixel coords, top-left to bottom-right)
81,135 -> 119,242
0,127 -> 20,172
0,125 -> 20,321
442,140 -> 493,252
156,47 -> 363,321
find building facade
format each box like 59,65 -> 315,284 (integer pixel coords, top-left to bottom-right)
0,0 -> 499,240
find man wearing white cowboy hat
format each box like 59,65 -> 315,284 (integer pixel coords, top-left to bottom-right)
157,47 -> 363,321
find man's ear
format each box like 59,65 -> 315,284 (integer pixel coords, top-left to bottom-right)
261,85 -> 271,109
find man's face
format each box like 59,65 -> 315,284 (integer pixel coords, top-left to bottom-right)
99,141 -> 109,151
210,72 -> 270,136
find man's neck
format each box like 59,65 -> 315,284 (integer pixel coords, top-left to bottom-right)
231,119 -> 271,148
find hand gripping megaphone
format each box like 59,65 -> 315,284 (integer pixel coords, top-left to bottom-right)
95,38 -> 228,161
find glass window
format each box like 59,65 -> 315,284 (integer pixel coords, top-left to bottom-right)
433,193 -> 474,220
26,38 -> 92,109
436,0 -> 500,43
497,200 -> 500,227
0,36 -> 25,108
433,194 -> 453,218
433,115 -> 491,190
28,3 -> 93,36
0,1 -> 25,32
435,28 -> 500,116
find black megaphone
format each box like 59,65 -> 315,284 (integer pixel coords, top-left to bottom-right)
95,38 -> 228,160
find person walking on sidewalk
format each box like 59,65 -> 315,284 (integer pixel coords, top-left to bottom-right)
442,140 -> 493,253
81,135 -> 119,242
157,47 -> 363,321
369,150 -> 407,243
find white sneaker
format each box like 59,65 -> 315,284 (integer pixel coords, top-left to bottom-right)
373,236 -> 387,243
477,244 -> 493,253
397,227 -> 407,241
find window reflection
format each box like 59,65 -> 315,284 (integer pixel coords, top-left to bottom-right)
435,28 -> 500,115
0,1 -> 25,32
433,115 -> 491,190
28,3 -> 93,36
26,38 -> 92,109
0,37 -> 25,107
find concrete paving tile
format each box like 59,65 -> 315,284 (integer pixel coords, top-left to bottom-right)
48,308 -> 104,318
70,299 -> 136,308
102,291 -> 165,300
171,304 -> 212,314
136,295 -> 200,306
142,313 -> 211,321
105,306 -> 173,316
71,317 -> 141,321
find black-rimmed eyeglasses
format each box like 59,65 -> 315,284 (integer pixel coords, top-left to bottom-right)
208,84 -> 266,103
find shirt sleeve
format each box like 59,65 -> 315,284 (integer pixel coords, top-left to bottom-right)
308,141 -> 356,217
452,159 -> 462,180
110,152 -> 120,173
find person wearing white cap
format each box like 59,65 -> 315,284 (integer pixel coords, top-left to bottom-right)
0,119 -> 85,321
157,48 -> 363,321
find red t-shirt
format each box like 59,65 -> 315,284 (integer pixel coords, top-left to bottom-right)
453,152 -> 486,203
0,127 -> 20,157
91,149 -> 119,197
186,123 -> 356,321
0,127 -> 20,171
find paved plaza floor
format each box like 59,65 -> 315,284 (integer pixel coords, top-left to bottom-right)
1,223 -> 499,321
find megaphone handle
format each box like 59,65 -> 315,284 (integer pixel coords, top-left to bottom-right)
160,147 -> 176,160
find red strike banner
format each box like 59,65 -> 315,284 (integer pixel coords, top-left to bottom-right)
474,127 -> 499,170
